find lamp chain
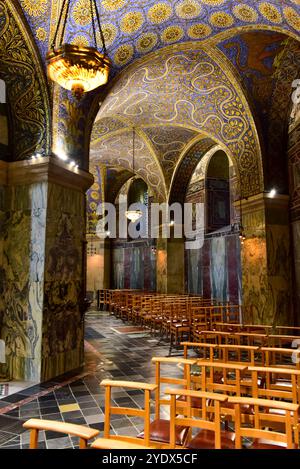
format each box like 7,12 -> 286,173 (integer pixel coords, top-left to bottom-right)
93,0 -> 107,55
50,0 -> 107,54
51,0 -> 69,49
90,0 -> 97,49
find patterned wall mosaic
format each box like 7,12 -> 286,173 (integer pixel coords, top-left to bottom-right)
95,45 -> 263,198
19,0 -> 300,74
0,1 -> 51,160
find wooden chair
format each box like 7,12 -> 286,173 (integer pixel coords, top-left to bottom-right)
91,439 -> 153,449
152,356 -> 197,410
23,419 -> 100,449
248,366 -> 300,404
182,342 -> 218,361
100,379 -> 161,447
260,347 -> 300,370
228,397 -> 299,449
165,388 -> 235,449
23,418 -> 153,449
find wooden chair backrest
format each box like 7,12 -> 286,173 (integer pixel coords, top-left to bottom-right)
151,356 -> 196,418
100,379 -> 157,447
196,361 -> 247,395
165,388 -> 228,449
228,396 -> 299,449
248,366 -> 300,404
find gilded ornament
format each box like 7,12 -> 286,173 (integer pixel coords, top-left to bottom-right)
136,33 -> 158,53
73,0 -> 92,26
233,4 -> 258,23
21,0 -> 48,17
283,7 -> 300,31
36,27 -> 47,42
99,23 -> 117,46
161,26 -> 184,43
209,12 -> 234,28
120,11 -> 144,34
258,3 -> 282,23
147,3 -> 172,24
91,191 -> 100,200
175,0 -> 202,19
102,0 -> 125,11
114,44 -> 134,65
71,35 -> 89,47
187,23 -> 211,38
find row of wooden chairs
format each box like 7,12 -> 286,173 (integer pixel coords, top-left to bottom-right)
24,376 -> 299,450
24,354 -> 300,449
193,329 -> 300,350
182,342 -> 300,370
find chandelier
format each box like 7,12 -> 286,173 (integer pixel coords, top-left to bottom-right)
46,0 -> 111,100
125,127 -> 142,222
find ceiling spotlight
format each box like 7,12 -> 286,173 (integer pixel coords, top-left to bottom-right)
269,188 -> 277,198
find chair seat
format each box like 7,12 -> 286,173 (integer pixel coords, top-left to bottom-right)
251,438 -> 287,449
187,430 -> 235,449
137,419 -> 189,446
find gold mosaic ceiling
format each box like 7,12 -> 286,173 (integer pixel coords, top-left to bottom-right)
18,0 -> 300,201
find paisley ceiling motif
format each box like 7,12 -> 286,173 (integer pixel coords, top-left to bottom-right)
95,44 -> 262,197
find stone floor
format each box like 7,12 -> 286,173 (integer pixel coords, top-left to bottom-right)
0,311 -> 175,449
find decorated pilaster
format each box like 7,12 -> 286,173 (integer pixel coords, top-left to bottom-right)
240,193 -> 292,326
0,157 -> 93,381
156,229 -> 185,294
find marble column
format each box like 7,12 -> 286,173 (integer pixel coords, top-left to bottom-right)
156,233 -> 185,294
240,193 -> 292,326
0,157 -> 93,381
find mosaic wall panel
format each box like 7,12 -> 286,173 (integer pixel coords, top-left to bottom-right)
0,183 -> 46,380
186,235 -> 241,304
42,182 -> 85,380
112,243 -> 156,291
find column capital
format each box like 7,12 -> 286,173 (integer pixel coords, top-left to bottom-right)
0,157 -> 94,192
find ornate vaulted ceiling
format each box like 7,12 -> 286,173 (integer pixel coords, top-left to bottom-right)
15,0 -> 300,202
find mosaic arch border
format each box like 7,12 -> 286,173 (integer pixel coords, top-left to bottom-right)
1,0 -> 51,160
